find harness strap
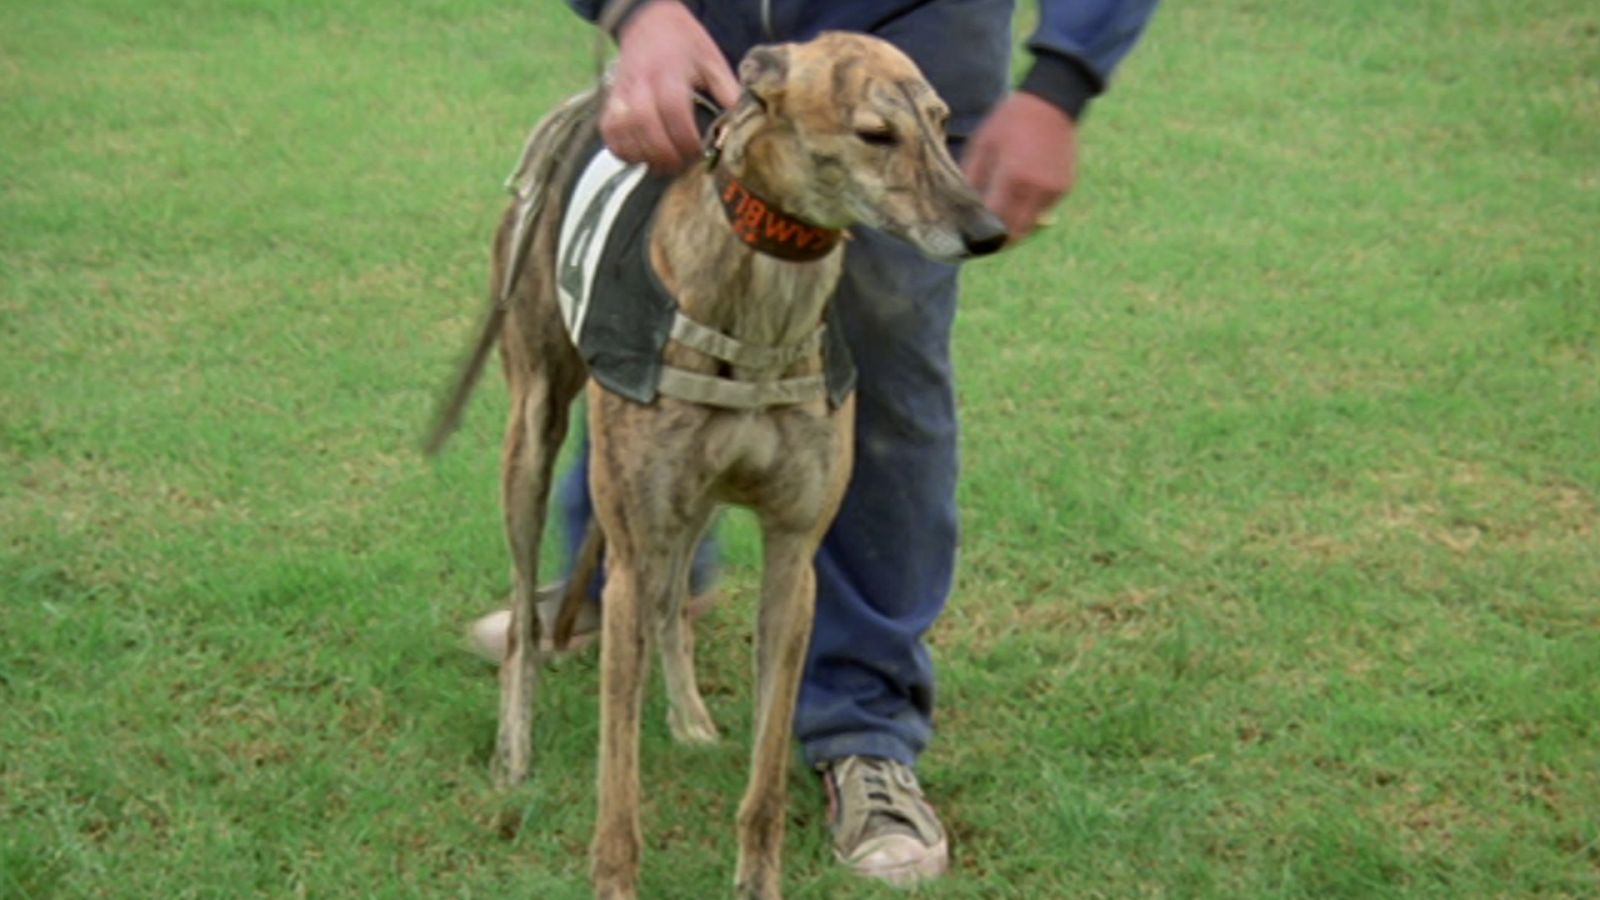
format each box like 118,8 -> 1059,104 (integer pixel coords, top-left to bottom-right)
660,311 -> 830,408
657,368 -> 827,409
668,312 -> 824,373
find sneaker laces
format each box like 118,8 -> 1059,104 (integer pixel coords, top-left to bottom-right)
825,756 -> 943,851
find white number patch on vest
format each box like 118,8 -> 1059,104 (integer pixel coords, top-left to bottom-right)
556,149 -> 650,341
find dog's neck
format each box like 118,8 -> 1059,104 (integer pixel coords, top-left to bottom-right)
649,164 -> 845,351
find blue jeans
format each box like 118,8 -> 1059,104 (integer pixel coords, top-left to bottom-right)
560,0 -> 1013,768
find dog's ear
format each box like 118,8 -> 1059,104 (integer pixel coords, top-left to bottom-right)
738,44 -> 789,110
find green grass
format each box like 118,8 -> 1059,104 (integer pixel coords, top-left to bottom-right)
3,0 -> 1597,897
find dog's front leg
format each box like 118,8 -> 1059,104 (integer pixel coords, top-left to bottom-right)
734,527 -> 819,900
591,552 -> 649,900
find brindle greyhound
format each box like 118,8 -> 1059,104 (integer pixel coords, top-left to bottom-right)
427,32 -> 1004,900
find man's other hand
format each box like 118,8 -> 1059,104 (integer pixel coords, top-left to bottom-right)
962,92 -> 1079,243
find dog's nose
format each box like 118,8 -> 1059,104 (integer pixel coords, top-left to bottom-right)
961,212 -> 1008,257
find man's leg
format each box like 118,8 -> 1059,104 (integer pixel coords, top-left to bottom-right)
790,0 -> 1010,765
791,4 -> 1011,880
795,231 -> 960,768
797,230 -> 962,886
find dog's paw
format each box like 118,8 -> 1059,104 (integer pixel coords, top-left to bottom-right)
668,708 -> 721,745
734,871 -> 782,900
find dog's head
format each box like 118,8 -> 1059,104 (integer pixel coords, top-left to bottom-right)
715,32 -> 1007,261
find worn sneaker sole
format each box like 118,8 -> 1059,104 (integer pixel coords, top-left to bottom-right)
838,833 -> 949,888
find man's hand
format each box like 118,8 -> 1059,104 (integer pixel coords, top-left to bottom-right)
602,1 -> 741,172
962,92 -> 1079,243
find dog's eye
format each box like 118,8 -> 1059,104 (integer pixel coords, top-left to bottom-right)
855,128 -> 898,148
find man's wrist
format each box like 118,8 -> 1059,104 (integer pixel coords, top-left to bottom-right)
1017,50 -> 1102,123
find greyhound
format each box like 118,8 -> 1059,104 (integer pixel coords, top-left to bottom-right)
427,31 -> 1004,899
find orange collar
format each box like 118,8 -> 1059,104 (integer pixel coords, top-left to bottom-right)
713,170 -> 843,262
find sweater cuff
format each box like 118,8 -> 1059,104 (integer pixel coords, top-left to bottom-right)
1018,50 -> 1103,122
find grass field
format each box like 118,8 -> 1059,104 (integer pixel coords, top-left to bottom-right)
3,1 -> 1597,897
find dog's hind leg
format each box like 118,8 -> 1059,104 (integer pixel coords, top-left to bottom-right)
492,369 -> 571,786
734,525 -> 820,900
660,507 -> 719,745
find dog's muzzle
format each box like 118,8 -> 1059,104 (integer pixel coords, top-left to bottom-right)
961,209 -> 1008,257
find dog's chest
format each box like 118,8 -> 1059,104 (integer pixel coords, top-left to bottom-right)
696,409 -> 846,517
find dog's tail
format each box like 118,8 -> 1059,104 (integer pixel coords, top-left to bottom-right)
421,87 -> 604,456
552,521 -> 606,650
420,303 -> 505,457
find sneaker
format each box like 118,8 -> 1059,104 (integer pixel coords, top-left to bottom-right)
821,755 -> 949,887
465,585 -> 715,663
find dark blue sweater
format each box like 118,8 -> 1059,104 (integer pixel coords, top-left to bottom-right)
569,0 -> 1158,121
